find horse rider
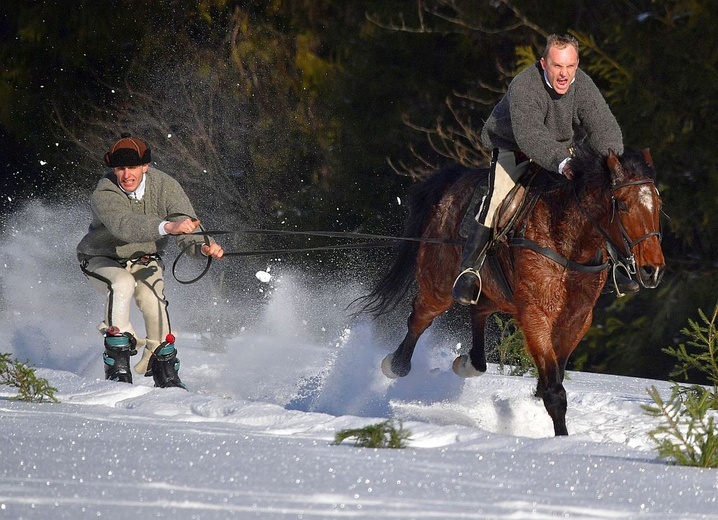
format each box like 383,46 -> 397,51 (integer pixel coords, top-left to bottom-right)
77,133 -> 224,388
452,33 -> 638,305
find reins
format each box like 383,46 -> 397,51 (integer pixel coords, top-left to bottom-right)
171,224 -> 463,284
170,174 -> 662,287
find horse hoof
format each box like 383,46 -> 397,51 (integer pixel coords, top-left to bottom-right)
452,354 -> 485,378
381,354 -> 408,379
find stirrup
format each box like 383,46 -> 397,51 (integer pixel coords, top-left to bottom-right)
452,268 -> 483,306
602,264 -> 640,297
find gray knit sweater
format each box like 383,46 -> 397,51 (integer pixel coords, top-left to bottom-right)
481,62 -> 623,172
77,167 -> 207,261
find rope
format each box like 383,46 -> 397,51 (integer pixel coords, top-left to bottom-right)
171,226 -> 463,284
191,228 -> 463,246
222,241 -> 405,256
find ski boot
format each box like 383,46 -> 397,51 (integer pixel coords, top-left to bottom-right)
103,327 -> 137,383
147,334 -> 187,390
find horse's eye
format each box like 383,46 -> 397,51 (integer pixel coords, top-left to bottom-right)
617,200 -> 629,212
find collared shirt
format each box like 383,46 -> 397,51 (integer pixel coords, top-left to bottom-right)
119,174 -> 147,201
543,71 -> 578,175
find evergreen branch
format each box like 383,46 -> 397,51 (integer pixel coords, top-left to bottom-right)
333,420 -> 411,449
0,353 -> 59,403
644,301 -> 718,468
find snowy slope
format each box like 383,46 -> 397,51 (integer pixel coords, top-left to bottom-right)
1,202 -> 717,519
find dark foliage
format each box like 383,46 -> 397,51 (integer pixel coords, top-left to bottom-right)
1,0 -> 715,381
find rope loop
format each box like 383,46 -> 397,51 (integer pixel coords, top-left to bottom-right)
165,212 -> 212,284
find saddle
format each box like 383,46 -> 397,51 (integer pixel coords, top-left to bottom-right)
459,164 -> 547,241
458,165 -> 560,303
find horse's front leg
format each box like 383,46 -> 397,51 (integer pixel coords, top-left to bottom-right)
520,309 -> 570,436
527,303 -> 595,436
535,360 -> 569,436
382,291 -> 451,379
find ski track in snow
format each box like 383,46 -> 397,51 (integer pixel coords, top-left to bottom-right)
1,201 -> 717,519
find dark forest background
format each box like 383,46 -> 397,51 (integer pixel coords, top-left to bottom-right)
2,0 -> 717,381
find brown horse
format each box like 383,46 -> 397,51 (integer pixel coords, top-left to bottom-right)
358,145 -> 665,436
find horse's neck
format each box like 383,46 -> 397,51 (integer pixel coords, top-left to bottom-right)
528,183 -> 611,252
574,185 -> 612,228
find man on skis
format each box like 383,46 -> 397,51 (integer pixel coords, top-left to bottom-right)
77,133 -> 224,388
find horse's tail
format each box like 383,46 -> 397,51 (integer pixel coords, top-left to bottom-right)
354,165 -> 467,317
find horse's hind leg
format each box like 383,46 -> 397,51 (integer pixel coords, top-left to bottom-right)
452,301 -> 493,377
382,292 -> 451,378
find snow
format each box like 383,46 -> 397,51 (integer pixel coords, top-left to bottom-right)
255,270 -> 272,283
1,201 -> 717,519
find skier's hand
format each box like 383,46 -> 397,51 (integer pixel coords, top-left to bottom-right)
164,218 -> 200,235
201,242 -> 224,259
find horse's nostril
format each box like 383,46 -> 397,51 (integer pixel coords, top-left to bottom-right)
640,265 -> 664,286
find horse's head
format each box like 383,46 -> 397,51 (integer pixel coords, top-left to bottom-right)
605,149 -> 665,289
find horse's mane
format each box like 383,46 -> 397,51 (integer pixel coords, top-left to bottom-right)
549,143 -> 655,200
615,148 -> 656,181
569,144 -> 612,194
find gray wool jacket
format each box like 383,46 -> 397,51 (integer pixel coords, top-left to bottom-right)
77,167 -> 207,262
481,62 -> 624,172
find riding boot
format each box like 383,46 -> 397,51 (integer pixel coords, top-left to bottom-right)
452,224 -> 493,306
103,327 -> 137,383
602,270 -> 640,296
148,334 -> 187,390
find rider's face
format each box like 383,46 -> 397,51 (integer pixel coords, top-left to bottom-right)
540,45 -> 579,95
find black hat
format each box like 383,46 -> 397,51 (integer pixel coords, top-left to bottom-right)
104,133 -> 151,167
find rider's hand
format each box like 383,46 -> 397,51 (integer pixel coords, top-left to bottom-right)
561,161 -> 574,180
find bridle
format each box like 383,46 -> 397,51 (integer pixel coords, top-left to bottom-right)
596,178 -> 663,294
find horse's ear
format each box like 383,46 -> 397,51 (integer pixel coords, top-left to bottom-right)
642,148 -> 654,169
607,149 -> 626,184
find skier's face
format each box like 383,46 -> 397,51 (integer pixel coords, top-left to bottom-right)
113,164 -> 148,193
